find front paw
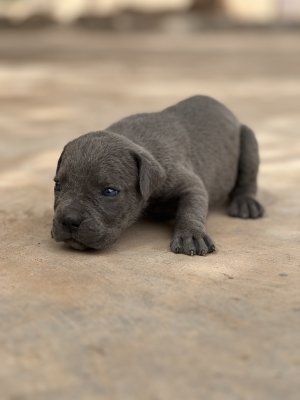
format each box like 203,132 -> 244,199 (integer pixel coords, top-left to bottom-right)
170,230 -> 216,256
228,196 -> 264,219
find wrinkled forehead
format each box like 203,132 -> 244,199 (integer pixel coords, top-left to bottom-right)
58,135 -> 137,185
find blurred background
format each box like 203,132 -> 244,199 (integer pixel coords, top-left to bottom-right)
1,0 -> 299,193
0,0 -> 300,27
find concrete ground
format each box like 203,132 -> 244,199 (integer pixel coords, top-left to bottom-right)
0,29 -> 299,400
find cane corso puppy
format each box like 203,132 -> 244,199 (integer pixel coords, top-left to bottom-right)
52,95 -> 264,255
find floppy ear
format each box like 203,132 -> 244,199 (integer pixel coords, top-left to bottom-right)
133,147 -> 166,199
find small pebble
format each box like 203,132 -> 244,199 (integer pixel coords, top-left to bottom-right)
224,274 -> 234,279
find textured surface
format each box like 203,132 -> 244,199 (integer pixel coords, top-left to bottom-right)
0,29 -> 300,400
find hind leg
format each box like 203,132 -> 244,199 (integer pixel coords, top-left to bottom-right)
228,125 -> 264,219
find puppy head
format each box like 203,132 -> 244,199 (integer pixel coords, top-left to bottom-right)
52,131 -> 166,251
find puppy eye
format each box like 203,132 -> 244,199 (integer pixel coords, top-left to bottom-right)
54,181 -> 61,191
103,188 -> 119,197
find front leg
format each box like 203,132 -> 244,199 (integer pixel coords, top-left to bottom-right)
170,175 -> 215,256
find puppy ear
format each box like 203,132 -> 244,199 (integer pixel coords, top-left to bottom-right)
133,147 -> 166,199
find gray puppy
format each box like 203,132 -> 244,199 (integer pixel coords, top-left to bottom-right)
52,95 -> 264,255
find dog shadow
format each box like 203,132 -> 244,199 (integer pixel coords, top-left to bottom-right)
51,189 -> 274,256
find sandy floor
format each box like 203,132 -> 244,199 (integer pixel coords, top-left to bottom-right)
0,29 -> 300,400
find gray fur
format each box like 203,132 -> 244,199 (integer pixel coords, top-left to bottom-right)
52,95 -> 264,255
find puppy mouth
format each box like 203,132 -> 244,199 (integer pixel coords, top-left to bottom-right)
64,238 -> 88,251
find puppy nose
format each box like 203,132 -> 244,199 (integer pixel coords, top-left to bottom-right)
62,212 -> 82,233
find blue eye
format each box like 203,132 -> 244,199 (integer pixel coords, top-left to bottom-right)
103,188 -> 119,197
54,181 -> 61,191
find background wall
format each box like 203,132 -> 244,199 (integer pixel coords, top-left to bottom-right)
0,0 -> 300,25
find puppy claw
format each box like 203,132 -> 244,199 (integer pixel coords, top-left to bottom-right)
171,231 -> 215,256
